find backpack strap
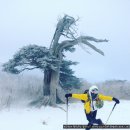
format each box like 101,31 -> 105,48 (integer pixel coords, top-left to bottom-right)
81,89 -> 90,103
82,93 -> 90,103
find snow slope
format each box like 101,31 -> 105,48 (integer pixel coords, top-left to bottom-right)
0,100 -> 130,130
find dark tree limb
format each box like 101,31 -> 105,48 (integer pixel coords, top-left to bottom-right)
55,36 -> 108,57
18,66 -> 39,73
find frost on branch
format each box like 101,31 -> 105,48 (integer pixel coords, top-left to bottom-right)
3,45 -> 59,74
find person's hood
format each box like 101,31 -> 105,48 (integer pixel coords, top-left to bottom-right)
89,85 -> 99,100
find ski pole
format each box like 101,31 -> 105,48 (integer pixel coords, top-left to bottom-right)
106,103 -> 117,124
66,97 -> 68,124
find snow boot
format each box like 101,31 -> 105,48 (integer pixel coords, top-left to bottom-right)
96,119 -> 104,125
85,123 -> 93,130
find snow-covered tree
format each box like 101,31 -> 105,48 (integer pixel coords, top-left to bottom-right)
3,15 -> 108,106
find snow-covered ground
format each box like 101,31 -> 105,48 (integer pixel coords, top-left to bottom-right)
0,100 -> 130,130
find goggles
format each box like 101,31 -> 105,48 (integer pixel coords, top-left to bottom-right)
91,88 -> 98,94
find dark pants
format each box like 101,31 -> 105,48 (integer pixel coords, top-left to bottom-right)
85,110 -> 103,130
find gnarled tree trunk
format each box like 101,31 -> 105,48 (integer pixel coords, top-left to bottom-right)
49,70 -> 59,106
43,69 -> 51,96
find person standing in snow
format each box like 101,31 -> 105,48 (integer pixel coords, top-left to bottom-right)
65,85 -> 120,130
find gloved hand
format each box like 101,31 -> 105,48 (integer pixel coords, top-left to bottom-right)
65,93 -> 72,98
113,97 -> 120,104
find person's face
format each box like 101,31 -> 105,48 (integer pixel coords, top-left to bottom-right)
91,88 -> 98,100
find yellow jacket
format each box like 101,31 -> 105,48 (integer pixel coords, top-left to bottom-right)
72,93 -> 113,114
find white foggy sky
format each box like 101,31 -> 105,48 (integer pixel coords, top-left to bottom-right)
0,0 -> 130,82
